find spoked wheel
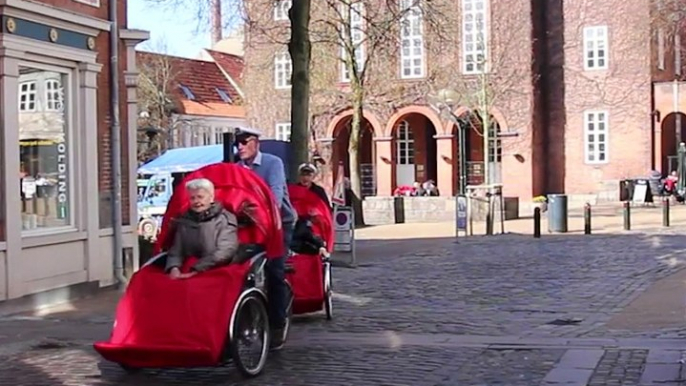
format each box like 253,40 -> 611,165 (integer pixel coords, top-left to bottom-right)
282,281 -> 294,343
324,262 -> 333,320
230,293 -> 270,378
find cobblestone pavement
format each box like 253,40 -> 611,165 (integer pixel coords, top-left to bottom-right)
2,229 -> 686,385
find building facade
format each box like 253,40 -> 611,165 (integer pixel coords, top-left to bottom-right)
241,0 -> 684,204
0,0 -> 147,309
136,50 -> 246,162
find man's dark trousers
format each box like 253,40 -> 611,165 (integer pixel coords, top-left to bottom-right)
266,220 -> 294,329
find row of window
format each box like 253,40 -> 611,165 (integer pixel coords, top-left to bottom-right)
273,110 -> 607,165
272,0 -> 609,88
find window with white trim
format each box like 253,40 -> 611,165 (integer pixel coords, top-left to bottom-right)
45,79 -> 63,112
399,0 -> 424,79
19,81 -> 37,112
202,127 -> 212,146
18,66 -> 74,233
274,0 -> 292,21
583,26 -> 608,70
396,120 -> 415,164
584,110 -> 608,164
341,2 -> 365,82
274,52 -> 292,89
214,127 -> 228,144
275,123 -> 291,141
462,0 -> 489,74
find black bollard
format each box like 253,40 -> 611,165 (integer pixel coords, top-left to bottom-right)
584,203 -> 592,235
663,196 -> 670,227
623,201 -> 631,230
533,207 -> 541,238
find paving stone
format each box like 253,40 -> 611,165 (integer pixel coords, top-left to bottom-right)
586,349 -> 648,386
0,229 -> 685,385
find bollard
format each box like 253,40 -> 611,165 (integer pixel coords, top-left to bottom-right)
584,203 -> 592,235
623,201 -> 631,230
533,207 -> 541,238
663,196 -> 670,227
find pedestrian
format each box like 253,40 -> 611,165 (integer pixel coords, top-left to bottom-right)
297,162 -> 331,209
234,127 -> 296,351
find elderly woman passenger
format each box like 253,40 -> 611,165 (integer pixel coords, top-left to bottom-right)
165,178 -> 239,279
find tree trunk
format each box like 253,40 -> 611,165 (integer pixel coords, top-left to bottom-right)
348,83 -> 365,225
288,0 -> 312,182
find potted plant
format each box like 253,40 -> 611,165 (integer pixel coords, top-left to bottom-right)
532,195 -> 548,213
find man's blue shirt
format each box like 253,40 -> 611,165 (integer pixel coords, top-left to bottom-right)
238,151 -> 297,224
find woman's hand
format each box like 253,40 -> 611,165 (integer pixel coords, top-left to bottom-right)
169,267 -> 181,279
178,272 -> 197,279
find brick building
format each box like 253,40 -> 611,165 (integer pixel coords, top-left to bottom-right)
241,0 -> 686,207
0,0 -> 148,308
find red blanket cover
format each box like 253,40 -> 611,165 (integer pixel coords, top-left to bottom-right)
286,184 -> 334,315
94,163 -> 282,368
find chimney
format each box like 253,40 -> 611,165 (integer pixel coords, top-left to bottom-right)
210,0 -> 222,46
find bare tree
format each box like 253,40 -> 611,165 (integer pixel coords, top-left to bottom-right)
307,0 -> 452,198
136,51 -> 187,163
425,2 -> 532,187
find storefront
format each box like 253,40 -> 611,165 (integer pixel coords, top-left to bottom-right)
0,0 -> 147,309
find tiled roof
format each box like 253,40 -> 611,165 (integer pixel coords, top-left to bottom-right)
205,49 -> 244,84
136,51 -> 244,118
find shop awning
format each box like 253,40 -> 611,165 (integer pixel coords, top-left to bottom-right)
137,141 -> 291,175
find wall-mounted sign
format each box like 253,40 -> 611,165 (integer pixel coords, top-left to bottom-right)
56,142 -> 68,220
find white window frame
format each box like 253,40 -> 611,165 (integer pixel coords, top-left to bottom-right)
583,110 -> 609,164
72,0 -> 100,6
214,127 -> 228,144
19,81 -> 37,112
274,51 -> 292,89
341,2 -> 366,83
274,0 -> 292,21
45,78 -> 63,112
19,63 -> 77,237
583,26 -> 609,71
275,122 -> 291,141
399,0 -> 425,79
462,0 -> 489,74
396,120 -> 414,164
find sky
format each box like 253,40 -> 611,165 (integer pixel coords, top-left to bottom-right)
127,0 -> 214,58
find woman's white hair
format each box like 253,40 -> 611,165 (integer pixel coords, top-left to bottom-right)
185,178 -> 215,194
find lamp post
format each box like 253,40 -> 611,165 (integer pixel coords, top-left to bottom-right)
436,88 -> 468,195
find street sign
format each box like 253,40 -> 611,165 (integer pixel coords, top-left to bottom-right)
456,194 -> 467,231
334,206 -> 353,252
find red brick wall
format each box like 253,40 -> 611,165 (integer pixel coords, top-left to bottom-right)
562,0 -> 653,194
32,0 -> 131,227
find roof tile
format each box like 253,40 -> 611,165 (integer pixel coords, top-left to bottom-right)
136,51 -> 243,117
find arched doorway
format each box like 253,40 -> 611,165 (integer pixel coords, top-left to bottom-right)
390,113 -> 438,188
661,112 -> 686,174
451,112 -> 502,193
331,118 -> 376,197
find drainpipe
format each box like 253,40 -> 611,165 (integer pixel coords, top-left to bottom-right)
109,0 -> 127,288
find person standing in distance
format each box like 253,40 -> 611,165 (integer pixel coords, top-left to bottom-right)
234,127 -> 296,351
296,163 -> 331,209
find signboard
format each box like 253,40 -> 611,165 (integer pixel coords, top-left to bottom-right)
56,142 -> 68,220
334,206 -> 353,253
456,194 -> 467,231
632,180 -> 650,204
332,163 -> 346,206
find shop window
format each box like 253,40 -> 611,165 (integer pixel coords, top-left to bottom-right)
18,66 -> 73,234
